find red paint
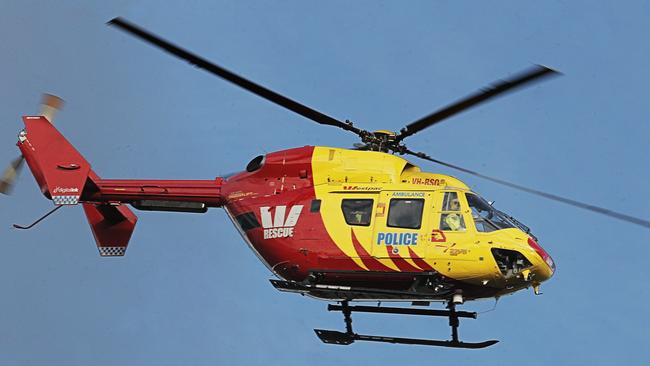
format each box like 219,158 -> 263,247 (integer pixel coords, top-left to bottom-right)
18,117 -> 91,200
83,203 -> 137,253
527,237 -> 555,271
385,246 -> 422,272
430,229 -> 446,242
90,178 -> 224,205
408,247 -> 435,271
350,230 -> 393,272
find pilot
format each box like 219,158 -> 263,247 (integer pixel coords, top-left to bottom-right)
449,198 -> 460,211
444,198 -> 464,231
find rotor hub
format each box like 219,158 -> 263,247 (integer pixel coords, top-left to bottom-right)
358,130 -> 406,153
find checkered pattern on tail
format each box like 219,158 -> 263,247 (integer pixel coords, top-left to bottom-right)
52,195 -> 79,205
98,246 -> 127,257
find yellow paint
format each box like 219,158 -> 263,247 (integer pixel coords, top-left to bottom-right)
310,147 -> 554,291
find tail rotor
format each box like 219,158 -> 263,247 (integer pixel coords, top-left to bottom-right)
39,94 -> 64,123
0,156 -> 25,194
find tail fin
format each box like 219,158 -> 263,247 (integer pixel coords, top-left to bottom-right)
18,116 -> 91,205
83,203 -> 137,257
17,115 -> 138,256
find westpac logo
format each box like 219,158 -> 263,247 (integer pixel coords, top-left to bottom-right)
260,205 -> 304,239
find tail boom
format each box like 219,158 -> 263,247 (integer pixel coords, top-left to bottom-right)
15,115 -> 227,256
86,178 -> 225,207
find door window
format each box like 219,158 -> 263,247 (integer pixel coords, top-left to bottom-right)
387,199 -> 424,229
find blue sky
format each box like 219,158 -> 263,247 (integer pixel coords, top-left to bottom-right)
1,1 -> 650,365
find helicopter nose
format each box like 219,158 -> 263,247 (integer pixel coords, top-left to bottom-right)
527,237 -> 556,274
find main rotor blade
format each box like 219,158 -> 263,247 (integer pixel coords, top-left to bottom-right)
108,17 -> 364,136
404,149 -> 650,229
395,65 -> 560,143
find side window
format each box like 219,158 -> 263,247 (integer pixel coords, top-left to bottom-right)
466,193 -> 515,232
341,199 -> 373,226
440,192 -> 466,231
235,212 -> 260,231
310,199 -> 321,212
387,199 -> 424,229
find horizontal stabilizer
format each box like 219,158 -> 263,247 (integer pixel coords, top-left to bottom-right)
83,203 -> 137,257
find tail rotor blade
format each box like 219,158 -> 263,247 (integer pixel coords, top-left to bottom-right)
0,156 -> 25,195
40,94 -> 64,123
2,94 -> 63,195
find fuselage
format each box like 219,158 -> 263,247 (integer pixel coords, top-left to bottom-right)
222,146 -> 555,301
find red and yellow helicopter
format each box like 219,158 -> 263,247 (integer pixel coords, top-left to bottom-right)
3,18 -> 649,349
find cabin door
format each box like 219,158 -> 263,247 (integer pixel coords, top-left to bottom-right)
371,190 -> 432,260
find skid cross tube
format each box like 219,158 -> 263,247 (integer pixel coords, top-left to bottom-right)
448,301 -> 460,342
342,301 -> 353,335
327,304 -> 477,319
315,300 -> 499,349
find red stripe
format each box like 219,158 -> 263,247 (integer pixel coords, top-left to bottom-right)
351,230 -> 394,271
408,247 -> 434,271
386,246 -> 421,272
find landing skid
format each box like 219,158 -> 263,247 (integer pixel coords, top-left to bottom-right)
315,301 -> 499,349
315,330 -> 498,349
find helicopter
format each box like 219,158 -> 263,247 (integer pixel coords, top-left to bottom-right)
2,18 -> 650,349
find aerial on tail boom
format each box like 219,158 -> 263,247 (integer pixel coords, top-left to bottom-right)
3,17 -> 649,349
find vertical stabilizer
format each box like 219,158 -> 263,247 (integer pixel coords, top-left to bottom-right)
18,116 -> 91,205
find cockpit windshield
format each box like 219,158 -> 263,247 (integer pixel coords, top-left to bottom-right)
465,193 -> 519,233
